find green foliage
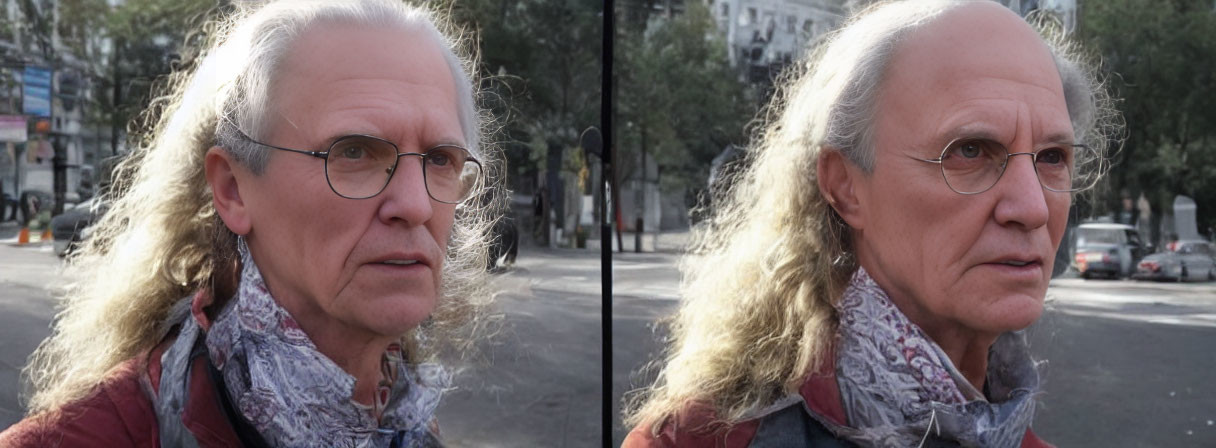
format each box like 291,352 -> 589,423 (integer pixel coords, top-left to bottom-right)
103,0 -> 221,131
1079,0 -> 1216,235
615,2 -> 754,195
33,0 -> 223,149
442,0 -> 602,192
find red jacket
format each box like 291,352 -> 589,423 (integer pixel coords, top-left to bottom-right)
623,353 -> 1054,448
0,291 -> 247,447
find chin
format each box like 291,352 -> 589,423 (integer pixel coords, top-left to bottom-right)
985,293 -> 1045,332
359,292 -> 437,337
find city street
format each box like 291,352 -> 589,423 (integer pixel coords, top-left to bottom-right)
0,240 -> 603,447
611,251 -> 1216,447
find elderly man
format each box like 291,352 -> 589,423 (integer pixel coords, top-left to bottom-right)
2,1 -> 498,447
626,1 -> 1117,447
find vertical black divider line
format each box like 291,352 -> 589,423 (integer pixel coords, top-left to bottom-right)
601,0 -> 614,445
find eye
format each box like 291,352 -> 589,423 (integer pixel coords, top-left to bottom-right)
1035,147 -> 1068,165
428,151 -> 451,167
942,139 -> 1000,162
426,146 -> 468,169
958,141 -> 983,158
339,144 -> 367,160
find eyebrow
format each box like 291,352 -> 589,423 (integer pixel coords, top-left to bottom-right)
322,130 -> 468,150
936,125 -> 1077,149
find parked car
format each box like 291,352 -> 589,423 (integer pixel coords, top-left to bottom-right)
1074,223 -> 1146,279
1134,240 -> 1216,282
50,197 -> 109,258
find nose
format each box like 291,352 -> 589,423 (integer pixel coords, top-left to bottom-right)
377,156 -> 434,225
991,153 -> 1050,230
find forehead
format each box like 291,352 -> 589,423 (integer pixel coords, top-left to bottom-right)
875,2 -> 1072,148
268,21 -> 461,144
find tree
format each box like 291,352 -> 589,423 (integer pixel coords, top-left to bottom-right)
615,2 -> 754,200
443,0 -> 602,193
1079,0 -> 1216,238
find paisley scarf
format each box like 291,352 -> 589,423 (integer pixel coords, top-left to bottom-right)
204,242 -> 450,447
833,267 -> 1041,447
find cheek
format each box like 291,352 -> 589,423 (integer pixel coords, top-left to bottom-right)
1047,194 -> 1072,245
868,176 -> 975,268
429,207 -> 458,247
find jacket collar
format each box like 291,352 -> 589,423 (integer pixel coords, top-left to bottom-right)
144,289 -> 248,447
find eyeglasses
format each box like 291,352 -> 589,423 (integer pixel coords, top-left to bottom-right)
908,137 -> 1088,195
231,128 -> 482,203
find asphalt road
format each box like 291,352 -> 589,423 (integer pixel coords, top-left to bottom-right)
611,251 -> 1216,447
0,240 -> 603,447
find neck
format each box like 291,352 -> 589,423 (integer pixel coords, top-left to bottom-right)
268,291 -> 394,406
854,256 -> 996,392
306,325 -> 395,406
919,325 -> 995,392
876,285 -> 997,391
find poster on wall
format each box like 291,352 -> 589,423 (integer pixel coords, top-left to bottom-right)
0,115 -> 27,143
22,67 -> 52,118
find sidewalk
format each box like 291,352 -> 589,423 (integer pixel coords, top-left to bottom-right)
0,221 -> 20,241
0,221 -> 53,247
586,229 -> 693,254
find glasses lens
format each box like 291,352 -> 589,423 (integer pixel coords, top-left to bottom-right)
940,139 -> 1006,194
1033,146 -> 1075,192
325,136 -> 399,199
423,146 -> 481,203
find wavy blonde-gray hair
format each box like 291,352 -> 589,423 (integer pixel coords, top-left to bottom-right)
626,0 -> 1120,431
23,0 -> 503,415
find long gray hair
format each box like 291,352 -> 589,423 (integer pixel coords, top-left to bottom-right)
23,0 -> 503,415
626,0 -> 1120,430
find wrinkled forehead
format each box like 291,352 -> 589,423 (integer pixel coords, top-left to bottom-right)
876,2 -> 1071,145
906,3 -> 1060,89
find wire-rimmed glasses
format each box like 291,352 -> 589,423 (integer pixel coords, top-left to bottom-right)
908,137 -> 1088,195
231,128 -> 483,203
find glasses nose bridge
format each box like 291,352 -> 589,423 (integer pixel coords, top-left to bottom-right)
387,151 -> 431,189
995,151 -> 1044,190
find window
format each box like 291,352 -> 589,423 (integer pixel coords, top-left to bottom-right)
803,19 -> 814,33
722,3 -> 729,19
787,16 -> 797,33
745,7 -> 756,26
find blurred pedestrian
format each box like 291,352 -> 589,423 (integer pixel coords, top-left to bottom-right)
624,1 -> 1120,447
2,1 -> 501,446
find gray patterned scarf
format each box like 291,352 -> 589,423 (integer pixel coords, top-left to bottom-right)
204,242 -> 450,447
833,267 -> 1041,447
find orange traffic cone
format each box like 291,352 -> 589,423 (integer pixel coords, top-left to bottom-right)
40,227 -> 51,243
17,226 -> 29,244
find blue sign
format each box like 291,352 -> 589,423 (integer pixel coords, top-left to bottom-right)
22,66 -> 52,118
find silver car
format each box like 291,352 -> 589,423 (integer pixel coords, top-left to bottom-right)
1074,223 -> 1147,279
1134,240 -> 1216,282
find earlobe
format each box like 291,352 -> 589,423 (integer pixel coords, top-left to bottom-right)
817,149 -> 865,230
204,147 -> 252,235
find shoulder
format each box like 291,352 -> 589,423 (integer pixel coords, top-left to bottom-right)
621,404 -> 763,448
1022,428 -> 1055,448
0,357 -> 158,448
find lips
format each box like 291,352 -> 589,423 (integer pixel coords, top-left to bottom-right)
982,254 -> 1045,275
369,252 -> 433,269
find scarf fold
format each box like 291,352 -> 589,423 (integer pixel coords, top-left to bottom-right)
204,241 -> 449,447
832,267 -> 1040,447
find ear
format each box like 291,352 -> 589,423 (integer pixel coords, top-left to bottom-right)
817,149 -> 865,230
205,147 -> 252,235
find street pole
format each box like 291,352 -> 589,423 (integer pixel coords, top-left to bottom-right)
636,124 -> 644,253
600,0 -> 614,443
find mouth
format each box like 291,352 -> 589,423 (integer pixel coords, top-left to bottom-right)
983,256 -> 1045,276
368,252 -> 433,270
